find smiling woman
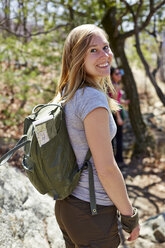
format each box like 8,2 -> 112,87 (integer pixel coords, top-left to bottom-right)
57,24 -> 117,110
84,35 -> 113,81
53,24 -> 140,248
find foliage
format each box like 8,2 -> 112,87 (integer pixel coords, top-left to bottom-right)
0,0 -> 164,140
0,32 -> 59,137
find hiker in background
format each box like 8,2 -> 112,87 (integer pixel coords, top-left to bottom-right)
110,67 -> 130,169
54,24 -> 140,248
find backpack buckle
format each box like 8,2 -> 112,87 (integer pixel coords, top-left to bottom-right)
82,160 -> 90,170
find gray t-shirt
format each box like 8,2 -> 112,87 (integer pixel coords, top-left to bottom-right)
64,87 -> 117,206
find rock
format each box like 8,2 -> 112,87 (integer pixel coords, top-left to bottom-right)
123,237 -> 157,248
154,227 -> 165,243
132,197 -> 157,219
46,216 -> 65,247
140,213 -> 165,244
0,164 -> 65,248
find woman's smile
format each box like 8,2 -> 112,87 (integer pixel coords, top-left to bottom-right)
97,62 -> 109,68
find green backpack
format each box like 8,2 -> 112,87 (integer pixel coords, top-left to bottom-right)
0,103 -> 97,215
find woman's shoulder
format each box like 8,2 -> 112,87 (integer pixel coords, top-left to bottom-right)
72,87 -> 109,120
75,87 -> 109,110
75,86 -> 106,100
66,87 -> 109,113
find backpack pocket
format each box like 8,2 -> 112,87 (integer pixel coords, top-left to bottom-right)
33,116 -> 57,147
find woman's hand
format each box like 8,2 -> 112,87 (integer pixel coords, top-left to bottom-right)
122,99 -> 130,105
117,115 -> 124,126
125,99 -> 130,105
127,224 -> 140,241
116,111 -> 124,126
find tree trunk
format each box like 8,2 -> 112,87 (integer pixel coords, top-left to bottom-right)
2,0 -> 10,37
114,39 -> 151,154
102,7 -> 154,156
135,29 -> 165,106
160,30 -> 165,82
19,0 -> 28,43
4,0 -> 10,29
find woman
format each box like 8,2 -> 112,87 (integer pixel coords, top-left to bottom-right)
110,67 -> 130,168
54,24 -> 140,248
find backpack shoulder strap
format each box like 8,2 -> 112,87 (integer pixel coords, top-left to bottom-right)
84,149 -> 91,162
0,135 -> 30,166
83,149 -> 98,216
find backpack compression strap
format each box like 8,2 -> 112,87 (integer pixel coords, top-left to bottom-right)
83,149 -> 98,215
0,135 -> 30,166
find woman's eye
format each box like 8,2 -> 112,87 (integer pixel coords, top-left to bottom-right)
90,48 -> 97,53
103,45 -> 109,50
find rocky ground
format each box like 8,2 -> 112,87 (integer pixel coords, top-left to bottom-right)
0,162 -> 164,248
118,72 -> 165,247
118,144 -> 165,247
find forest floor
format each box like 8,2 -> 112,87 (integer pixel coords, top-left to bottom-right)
121,137 -> 165,223
121,69 -> 165,223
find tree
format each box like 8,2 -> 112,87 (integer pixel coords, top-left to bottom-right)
123,0 -> 165,106
4,0 -> 10,29
101,0 -> 165,155
160,31 -> 165,82
0,0 -> 164,155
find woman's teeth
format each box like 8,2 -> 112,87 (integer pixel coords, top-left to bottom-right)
97,62 -> 109,67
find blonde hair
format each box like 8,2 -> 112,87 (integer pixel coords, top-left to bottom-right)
56,24 -> 118,112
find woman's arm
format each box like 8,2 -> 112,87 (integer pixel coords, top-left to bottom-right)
84,107 -> 140,240
84,107 -> 132,215
116,110 -> 124,126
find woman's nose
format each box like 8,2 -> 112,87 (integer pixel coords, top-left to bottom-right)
109,50 -> 113,58
108,51 -> 113,63
100,50 -> 113,58
100,50 -> 109,57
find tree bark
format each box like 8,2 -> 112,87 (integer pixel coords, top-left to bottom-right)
2,0 -> 10,37
135,30 -> 165,106
160,31 -> 165,82
4,0 -> 10,29
102,7 -> 153,155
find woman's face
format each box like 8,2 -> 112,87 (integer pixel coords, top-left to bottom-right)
112,69 -> 122,83
84,33 -> 113,82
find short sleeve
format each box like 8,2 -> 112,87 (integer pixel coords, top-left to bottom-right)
76,87 -> 110,121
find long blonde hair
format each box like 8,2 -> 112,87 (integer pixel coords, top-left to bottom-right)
56,24 -> 118,112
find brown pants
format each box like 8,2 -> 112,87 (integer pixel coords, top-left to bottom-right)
55,195 -> 120,248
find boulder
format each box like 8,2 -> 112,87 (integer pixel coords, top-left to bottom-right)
0,164 -> 65,248
140,213 -> 165,243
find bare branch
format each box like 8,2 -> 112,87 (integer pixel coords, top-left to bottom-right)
0,23 -> 70,38
149,0 -> 154,10
141,0 -> 165,29
134,20 -> 165,106
121,0 -> 134,17
152,54 -> 161,78
136,0 -> 143,20
113,6 -> 130,37
121,0 -> 143,25
144,15 -> 158,40
145,28 -> 156,38
121,0 -> 165,39
0,16 -> 15,25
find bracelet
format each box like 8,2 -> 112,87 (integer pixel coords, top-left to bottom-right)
120,207 -> 139,233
